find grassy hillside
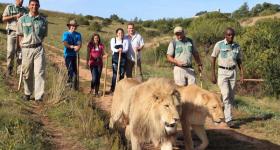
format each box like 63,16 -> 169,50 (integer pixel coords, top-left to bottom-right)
1,2 -> 280,149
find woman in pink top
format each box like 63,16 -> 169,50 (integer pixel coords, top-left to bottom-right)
86,33 -> 107,96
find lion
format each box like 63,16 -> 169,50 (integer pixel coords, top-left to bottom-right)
177,84 -> 225,150
110,78 -> 142,128
110,78 -> 181,150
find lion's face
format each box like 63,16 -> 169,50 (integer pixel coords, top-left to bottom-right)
203,93 -> 225,123
152,90 -> 181,135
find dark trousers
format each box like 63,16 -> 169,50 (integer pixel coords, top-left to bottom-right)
65,56 -> 77,89
111,53 -> 126,92
90,65 -> 102,94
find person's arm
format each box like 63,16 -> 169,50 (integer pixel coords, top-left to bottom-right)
166,41 -> 184,66
137,35 -> 144,51
192,46 -> 203,72
16,18 -> 23,48
122,39 -> 129,53
2,6 -> 23,22
211,42 -> 220,84
211,57 -> 217,84
74,34 -> 82,52
237,60 -> 244,84
110,38 -> 118,53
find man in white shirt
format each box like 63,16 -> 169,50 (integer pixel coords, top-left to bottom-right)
125,22 -> 144,80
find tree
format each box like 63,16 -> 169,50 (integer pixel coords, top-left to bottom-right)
232,2 -> 250,18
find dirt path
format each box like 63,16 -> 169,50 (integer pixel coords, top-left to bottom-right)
33,105 -> 86,150
44,43 -> 280,150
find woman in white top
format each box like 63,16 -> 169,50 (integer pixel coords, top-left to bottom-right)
110,28 -> 129,93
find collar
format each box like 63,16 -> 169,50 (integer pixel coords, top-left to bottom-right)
223,39 -> 236,46
28,12 -> 40,18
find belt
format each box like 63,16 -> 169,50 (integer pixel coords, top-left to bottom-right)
22,43 -> 42,48
176,65 -> 192,68
219,65 -> 236,70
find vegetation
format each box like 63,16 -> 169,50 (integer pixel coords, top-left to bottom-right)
237,19 -> 280,97
233,2 -> 280,19
88,21 -> 102,31
188,12 -> 241,45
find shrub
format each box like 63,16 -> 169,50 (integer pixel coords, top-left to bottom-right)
188,12 -> 241,45
237,19 -> 280,97
85,15 -> 94,20
88,22 -> 102,32
102,18 -> 112,26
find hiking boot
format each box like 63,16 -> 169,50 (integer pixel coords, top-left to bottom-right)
227,121 -> 238,128
23,95 -> 31,101
7,67 -> 13,76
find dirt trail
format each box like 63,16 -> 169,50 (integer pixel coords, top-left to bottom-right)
33,105 -> 86,150
45,43 -> 280,150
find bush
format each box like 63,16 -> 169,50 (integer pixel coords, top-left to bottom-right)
188,12 -> 241,45
88,22 -> 102,32
102,18 -> 112,26
76,16 -> 89,25
84,15 -> 94,20
237,19 -> 280,97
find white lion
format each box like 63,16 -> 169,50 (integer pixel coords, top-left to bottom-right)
110,78 -> 181,150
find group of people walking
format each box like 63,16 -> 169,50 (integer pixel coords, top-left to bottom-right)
2,0 -> 243,128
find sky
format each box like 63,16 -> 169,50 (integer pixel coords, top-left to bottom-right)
1,0 -> 280,20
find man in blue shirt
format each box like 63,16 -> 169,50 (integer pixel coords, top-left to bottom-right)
62,20 -> 82,90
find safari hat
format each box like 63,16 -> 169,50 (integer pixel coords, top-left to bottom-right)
67,19 -> 79,27
174,26 -> 184,34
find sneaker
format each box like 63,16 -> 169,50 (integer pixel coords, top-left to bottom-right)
35,99 -> 43,105
226,121 -> 238,128
7,67 -> 13,76
22,95 -> 31,101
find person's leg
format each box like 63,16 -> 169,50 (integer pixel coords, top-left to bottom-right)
186,68 -> 196,85
71,56 -> 78,90
173,66 -> 187,86
91,66 -> 98,94
22,48 -> 34,97
137,59 -> 143,80
95,66 -> 103,95
125,58 -> 134,78
33,47 -> 46,100
65,56 -> 72,83
6,31 -> 17,74
111,54 -> 118,92
218,69 -> 232,122
229,70 -> 237,108
119,55 -> 126,80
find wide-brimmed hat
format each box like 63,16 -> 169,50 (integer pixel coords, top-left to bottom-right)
67,20 -> 79,27
174,26 -> 184,34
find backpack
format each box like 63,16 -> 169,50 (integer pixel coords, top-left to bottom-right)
172,37 -> 194,57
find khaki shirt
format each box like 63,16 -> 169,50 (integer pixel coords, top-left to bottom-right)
167,37 -> 197,66
2,4 -> 28,31
211,39 -> 242,67
17,13 -> 48,47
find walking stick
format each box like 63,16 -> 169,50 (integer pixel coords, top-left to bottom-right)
102,57 -> 108,97
199,72 -> 203,88
134,49 -> 137,77
116,52 -> 122,85
76,52 -> 80,90
17,64 -> 23,91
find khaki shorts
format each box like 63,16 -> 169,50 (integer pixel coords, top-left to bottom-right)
173,66 -> 196,86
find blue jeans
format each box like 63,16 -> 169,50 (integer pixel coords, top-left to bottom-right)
90,65 -> 102,94
65,56 -> 77,89
111,53 -> 126,92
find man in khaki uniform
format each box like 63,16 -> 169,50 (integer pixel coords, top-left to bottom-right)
2,0 -> 28,75
211,27 -> 244,128
17,0 -> 48,102
167,26 -> 203,86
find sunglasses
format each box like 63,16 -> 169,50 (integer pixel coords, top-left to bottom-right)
175,32 -> 182,36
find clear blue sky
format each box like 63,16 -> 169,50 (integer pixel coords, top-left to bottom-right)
2,0 -> 280,20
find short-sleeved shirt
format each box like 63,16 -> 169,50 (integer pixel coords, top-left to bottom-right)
62,31 -> 82,57
167,37 -> 197,66
17,13 -> 48,47
211,39 -> 242,67
125,32 -> 144,61
2,4 -> 28,30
